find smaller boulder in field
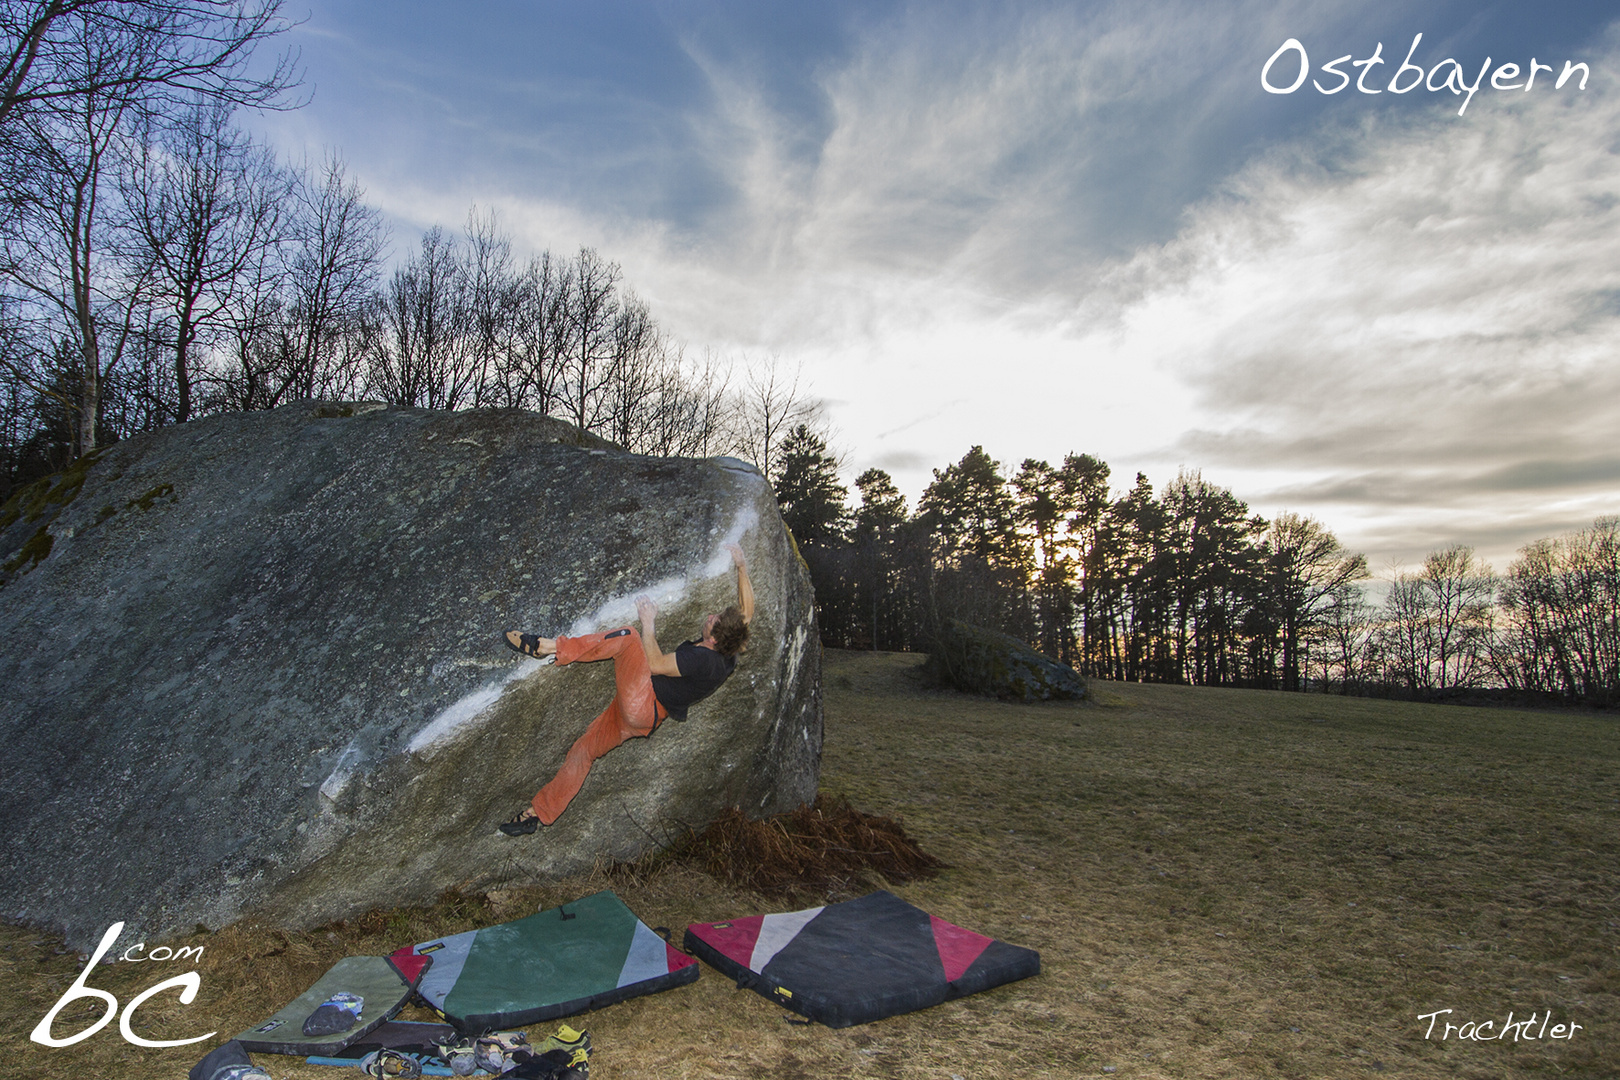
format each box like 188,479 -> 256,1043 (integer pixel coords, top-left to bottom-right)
926,619 -> 1087,703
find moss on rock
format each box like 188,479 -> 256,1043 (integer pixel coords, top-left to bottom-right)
0,527 -> 52,575
0,449 -> 117,585
4,448 -> 108,527
126,483 -> 177,512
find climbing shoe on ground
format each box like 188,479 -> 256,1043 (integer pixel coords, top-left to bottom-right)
508,1025 -> 590,1079
358,1048 -> 424,1078
475,1029 -> 531,1073
435,1036 -> 479,1076
211,1068 -> 274,1080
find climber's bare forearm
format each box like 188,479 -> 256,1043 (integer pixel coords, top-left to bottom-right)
726,543 -> 755,624
637,596 -> 680,675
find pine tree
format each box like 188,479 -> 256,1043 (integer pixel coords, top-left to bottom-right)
772,424 -> 847,546
853,468 -> 909,650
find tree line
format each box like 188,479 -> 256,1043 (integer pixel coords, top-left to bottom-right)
771,433 -> 1619,707
1,0 -> 801,494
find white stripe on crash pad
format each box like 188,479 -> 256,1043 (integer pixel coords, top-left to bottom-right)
749,906 -> 824,973
413,927 -> 477,1006
616,920 -> 671,988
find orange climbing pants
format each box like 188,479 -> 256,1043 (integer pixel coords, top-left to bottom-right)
530,627 -> 668,825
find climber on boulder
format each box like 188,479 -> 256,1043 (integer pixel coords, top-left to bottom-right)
499,541 -> 754,834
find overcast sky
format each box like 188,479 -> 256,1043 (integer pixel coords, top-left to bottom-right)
251,1 -> 1619,573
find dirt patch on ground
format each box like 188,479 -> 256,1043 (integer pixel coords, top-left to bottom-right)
661,794 -> 946,899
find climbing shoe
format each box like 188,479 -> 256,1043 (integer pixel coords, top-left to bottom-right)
209,1068 -> 273,1080
505,632 -> 555,660
434,1036 -> 479,1076
499,811 -> 541,836
508,1025 -> 590,1079
475,1029 -> 531,1073
358,1048 -> 424,1079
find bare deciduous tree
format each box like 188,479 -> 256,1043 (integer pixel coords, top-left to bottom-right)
729,354 -> 816,478
1421,545 -> 1495,691
124,100 -> 287,421
0,0 -> 299,131
278,152 -> 384,401
1262,512 -> 1369,691
370,225 -> 478,410
1313,581 -> 1376,693
460,207 -> 520,409
599,290 -> 661,448
0,40 -> 148,455
1496,517 -> 1620,704
1378,546 -> 1495,693
643,346 -> 733,458
496,249 -> 568,415
557,246 -> 619,434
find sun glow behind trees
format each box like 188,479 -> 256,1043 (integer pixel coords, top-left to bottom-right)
766,439 -> 1618,706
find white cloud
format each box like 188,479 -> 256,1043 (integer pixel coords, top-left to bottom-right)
612,8 -> 1618,572
1080,60 -> 1620,567
259,4 -> 1620,574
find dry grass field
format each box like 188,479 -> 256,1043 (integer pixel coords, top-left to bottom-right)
3,648 -> 1615,1079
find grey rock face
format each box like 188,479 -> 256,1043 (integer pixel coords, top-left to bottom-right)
0,403 -> 821,951
926,619 -> 1087,703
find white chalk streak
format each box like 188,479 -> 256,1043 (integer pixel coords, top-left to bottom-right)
319,740 -> 365,802
566,505 -> 758,635
405,506 -> 759,755
405,662 -> 539,754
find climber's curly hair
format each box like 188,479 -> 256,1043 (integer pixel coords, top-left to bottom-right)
711,606 -> 749,657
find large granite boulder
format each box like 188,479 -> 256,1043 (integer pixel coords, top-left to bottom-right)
926,619 -> 1087,703
0,403 -> 821,952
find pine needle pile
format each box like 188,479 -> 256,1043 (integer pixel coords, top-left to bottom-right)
677,794 -> 946,898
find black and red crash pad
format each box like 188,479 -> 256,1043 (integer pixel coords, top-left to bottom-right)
683,890 -> 1040,1027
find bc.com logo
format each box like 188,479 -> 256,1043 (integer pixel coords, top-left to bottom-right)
30,922 -> 216,1049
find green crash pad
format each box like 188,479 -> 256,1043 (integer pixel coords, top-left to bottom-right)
391,890 -> 699,1032
235,954 -> 427,1056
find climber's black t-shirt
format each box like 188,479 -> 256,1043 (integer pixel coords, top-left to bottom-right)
651,640 -> 736,721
